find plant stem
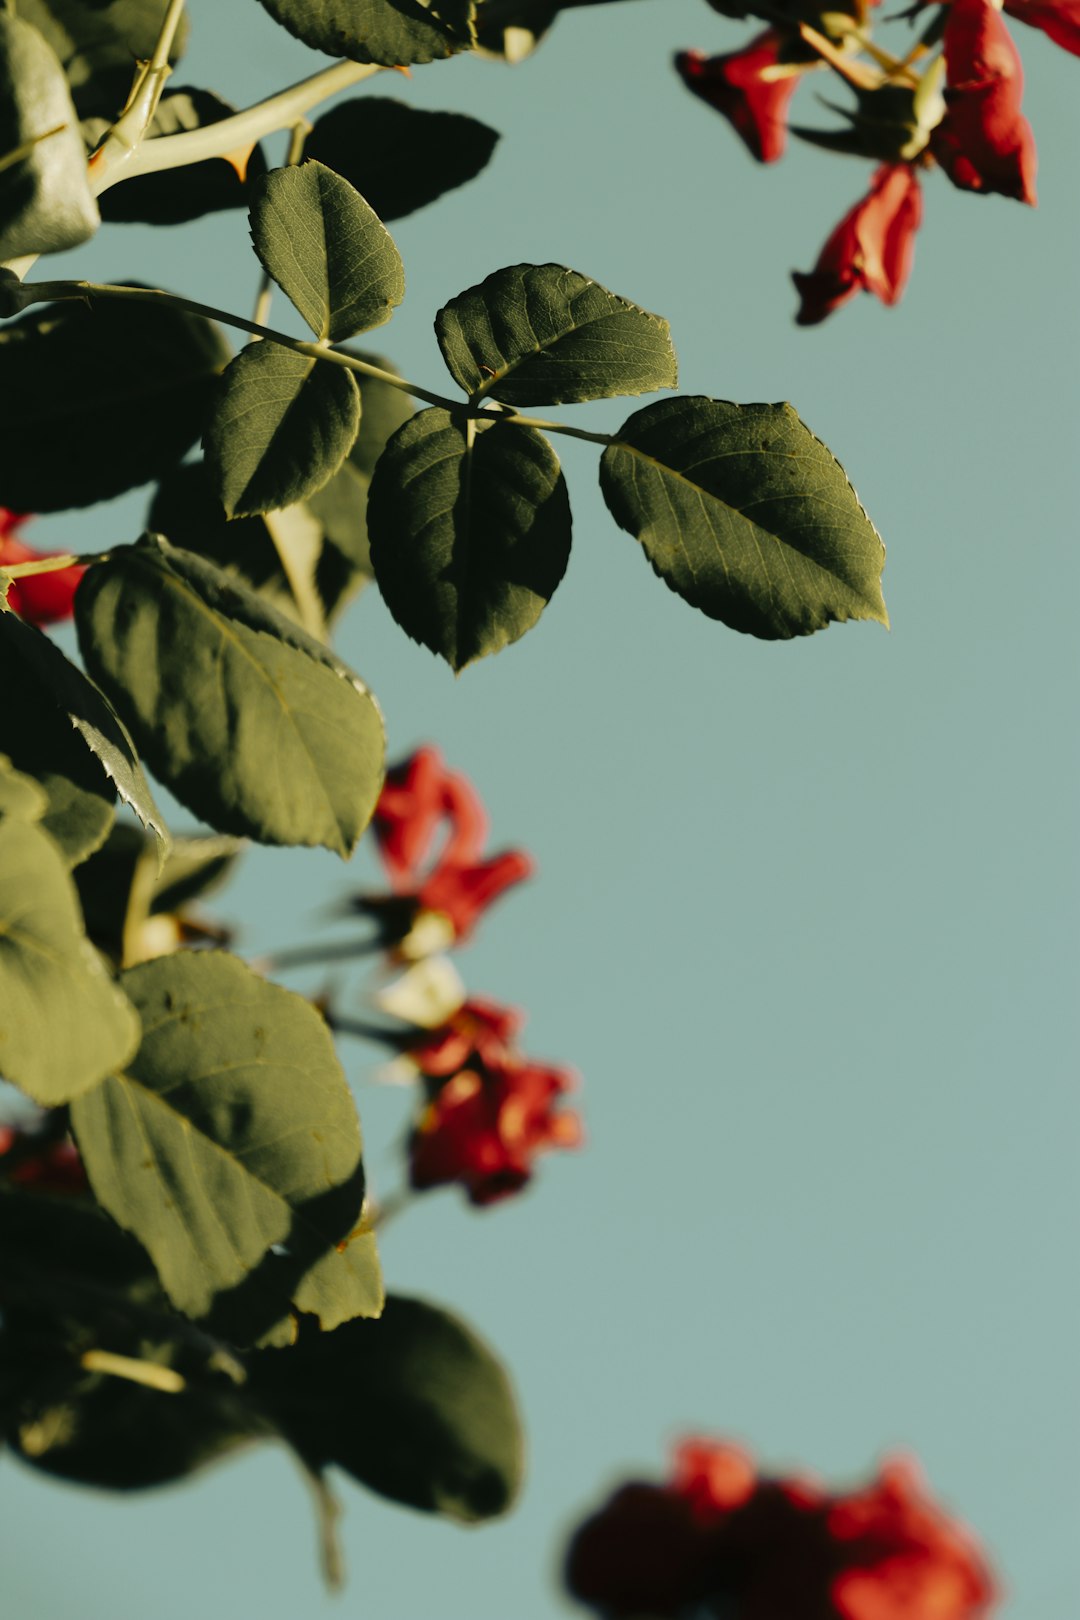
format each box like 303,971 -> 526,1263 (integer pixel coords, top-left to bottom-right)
99,60 -> 385,194
87,0 -> 188,194
257,937 -> 386,973
80,1349 -> 186,1394
1,550 -> 108,578
495,410 -> 614,447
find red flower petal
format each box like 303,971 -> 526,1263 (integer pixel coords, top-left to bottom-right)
933,0 -> 1037,204
0,530 -> 86,627
675,33 -> 803,164
793,164 -> 923,326
1004,0 -> 1080,55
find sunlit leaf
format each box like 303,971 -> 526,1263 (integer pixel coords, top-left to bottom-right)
600,396 -> 889,639
76,536 -> 385,856
256,0 -> 476,67
368,408 -> 571,669
436,263 -> 676,406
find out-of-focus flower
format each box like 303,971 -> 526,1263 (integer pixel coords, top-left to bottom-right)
1004,0 -> 1080,55
565,1437 -> 998,1620
410,1047 -> 581,1205
932,0 -> 1037,204
0,1124 -> 88,1196
0,510 -> 86,627
357,747 -> 533,957
792,163 -> 922,325
402,996 -> 524,1078
674,33 -> 807,163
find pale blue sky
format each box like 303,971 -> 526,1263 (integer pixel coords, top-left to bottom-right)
4,2 -> 1078,1616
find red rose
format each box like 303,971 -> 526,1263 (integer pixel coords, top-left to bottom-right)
402,996 -> 524,1078
1003,0 -> 1080,57
793,164 -> 923,325
0,510 -> 86,627
359,747 -> 533,954
566,1438 -> 998,1620
932,0 -> 1037,204
675,33 -> 805,164
409,1050 -> 581,1205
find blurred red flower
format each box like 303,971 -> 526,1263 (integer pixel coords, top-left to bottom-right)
1004,0 -> 1080,55
0,510 -> 86,627
933,0 -> 1037,204
402,996 -> 524,1077
565,1437 -> 998,1620
360,747 -> 533,954
0,1124 -> 89,1197
675,33 -> 804,163
409,1043 -> 581,1206
793,163 -> 922,325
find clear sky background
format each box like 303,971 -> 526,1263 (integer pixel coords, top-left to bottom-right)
3,1 -> 1078,1616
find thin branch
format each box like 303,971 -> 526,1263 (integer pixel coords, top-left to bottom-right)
80,1349 -> 186,1394
87,0 -> 189,194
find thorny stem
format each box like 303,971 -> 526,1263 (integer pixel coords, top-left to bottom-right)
87,0 -> 189,194
7,280 -> 618,446
98,60 -> 385,193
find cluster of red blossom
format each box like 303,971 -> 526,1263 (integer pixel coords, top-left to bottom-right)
676,0 -> 1077,323
0,509 -> 85,624
566,1436 -> 998,1620
354,746 -> 581,1205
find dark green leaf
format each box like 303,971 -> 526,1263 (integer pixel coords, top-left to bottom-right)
250,162 -> 405,343
90,88 -> 268,225
0,813 -> 140,1105
305,98 -> 498,221
0,294 -> 231,512
0,753 -> 49,823
600,396 -> 889,639
76,536 -> 385,856
0,607 -> 168,863
204,342 -> 360,518
74,823 -> 241,964
436,263 -> 677,407
250,1294 -> 522,1520
368,408 -> 571,670
0,13 -> 99,259
15,0 -> 189,119
151,833 -> 242,915
70,952 -> 383,1331
256,0 -> 476,67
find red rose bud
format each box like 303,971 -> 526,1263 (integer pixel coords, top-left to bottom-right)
0,512 -> 86,627
1004,0 -> 1080,55
409,1054 -> 581,1206
0,1125 -> 89,1196
373,746 -> 488,887
566,1439 -> 998,1620
792,163 -> 922,325
933,0 -> 1037,204
675,33 -> 805,163
403,996 -> 524,1078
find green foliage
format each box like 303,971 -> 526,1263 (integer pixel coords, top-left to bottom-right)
250,1295 -> 524,1520
368,409 -> 572,669
0,295 -> 231,511
76,536 -> 385,855
91,88 -> 268,225
0,12 -> 99,260
15,0 -> 189,119
435,263 -> 677,406
257,0 -> 477,66
0,759 -> 140,1106
250,161 -> 406,343
0,608 -> 167,863
305,98 -> 499,221
204,341 -> 361,517
600,397 -> 890,639
70,952 -> 382,1334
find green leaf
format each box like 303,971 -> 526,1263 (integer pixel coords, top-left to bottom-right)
368,408 -> 571,670
250,162 -> 405,343
15,0 -> 189,119
305,98 -> 498,222
0,753 -> 49,823
0,13 -> 99,260
0,813 -> 140,1105
90,87 -> 268,226
249,1294 -> 522,1520
0,294 -> 231,512
256,0 -> 476,67
204,342 -> 360,518
600,396 -> 890,639
76,536 -> 385,856
74,823 -> 242,965
0,607 -> 168,863
435,263 -> 677,407
70,952 -> 382,1334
